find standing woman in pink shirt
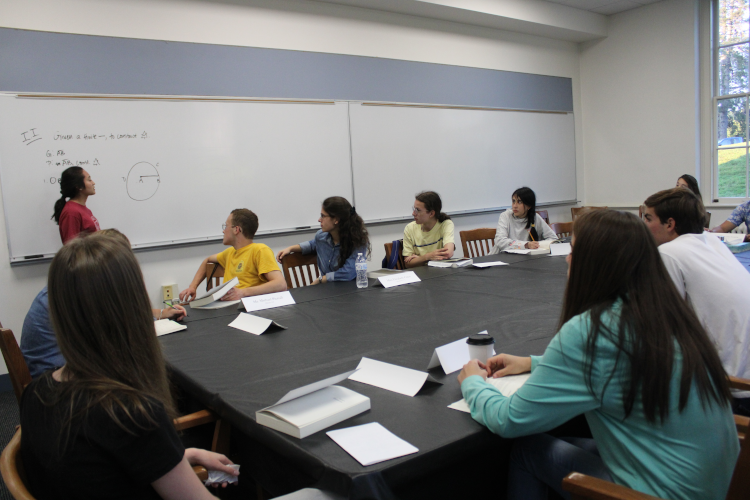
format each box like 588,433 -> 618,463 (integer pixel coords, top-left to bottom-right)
52,167 -> 100,244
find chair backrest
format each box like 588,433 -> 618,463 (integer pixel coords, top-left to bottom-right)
205,262 -> 225,291
383,241 -> 406,270
571,206 -> 608,221
706,211 -> 712,227
460,228 -> 497,258
281,253 -> 320,288
0,428 -> 35,500
536,210 -> 550,225
550,222 -> 573,239
0,329 -> 32,405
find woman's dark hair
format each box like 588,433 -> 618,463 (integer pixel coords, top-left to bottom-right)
512,187 -> 539,241
415,191 -> 450,223
561,210 -> 730,423
52,167 -> 85,224
44,231 -> 176,451
322,196 -> 371,268
677,174 -> 702,199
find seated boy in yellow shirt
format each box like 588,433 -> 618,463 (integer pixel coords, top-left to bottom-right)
179,209 -> 287,302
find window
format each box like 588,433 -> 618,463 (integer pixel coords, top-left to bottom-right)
716,0 -> 750,198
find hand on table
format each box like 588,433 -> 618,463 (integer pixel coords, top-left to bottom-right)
525,241 -> 540,249
428,248 -> 452,261
485,354 -> 532,378
457,359 -> 488,385
185,448 -> 238,488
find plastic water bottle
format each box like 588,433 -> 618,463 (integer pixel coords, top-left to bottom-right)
356,253 -> 368,288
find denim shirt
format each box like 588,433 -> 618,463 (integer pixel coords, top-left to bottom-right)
299,230 -> 366,282
20,287 -> 65,379
727,200 -> 750,232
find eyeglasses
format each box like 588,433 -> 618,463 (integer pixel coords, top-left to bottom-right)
320,214 -> 333,219
222,224 -> 237,231
412,206 -> 422,214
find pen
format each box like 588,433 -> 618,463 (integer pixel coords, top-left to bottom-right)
529,230 -> 536,241
164,300 -> 188,316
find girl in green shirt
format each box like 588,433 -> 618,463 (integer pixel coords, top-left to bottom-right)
459,210 -> 737,500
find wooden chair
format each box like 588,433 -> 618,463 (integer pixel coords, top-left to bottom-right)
0,329 -> 32,405
459,228 -> 497,258
550,222 -> 573,239
563,418 -> 749,500
383,241 -> 406,270
205,262 -> 225,291
0,427 -> 210,499
281,253 -> 320,288
536,210 -> 550,225
562,376 -> 750,500
571,206 -> 608,221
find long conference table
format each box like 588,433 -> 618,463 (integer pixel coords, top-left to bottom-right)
160,252 -> 569,499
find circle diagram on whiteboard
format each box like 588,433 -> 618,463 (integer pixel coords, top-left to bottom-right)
126,162 -> 160,201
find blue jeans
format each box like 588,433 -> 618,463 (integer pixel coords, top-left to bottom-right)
507,434 -> 612,500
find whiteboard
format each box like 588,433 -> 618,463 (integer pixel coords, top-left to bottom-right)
0,97 -> 353,262
349,104 -> 576,221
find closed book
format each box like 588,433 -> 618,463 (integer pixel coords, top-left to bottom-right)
191,276 -> 239,308
154,319 -> 187,336
256,385 -> 370,439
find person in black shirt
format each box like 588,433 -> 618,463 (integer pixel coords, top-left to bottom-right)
20,232 -> 239,500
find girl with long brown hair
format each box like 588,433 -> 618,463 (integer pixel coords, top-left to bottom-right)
402,190 -> 455,267
458,210 -> 738,500
20,232 -> 238,500
277,196 -> 370,284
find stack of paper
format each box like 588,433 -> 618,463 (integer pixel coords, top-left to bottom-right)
154,319 -> 187,337
428,258 -> 473,268
448,373 -> 531,413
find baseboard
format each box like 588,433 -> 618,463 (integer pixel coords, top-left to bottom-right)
0,374 -> 12,393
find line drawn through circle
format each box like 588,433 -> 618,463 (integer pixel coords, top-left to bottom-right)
126,162 -> 160,201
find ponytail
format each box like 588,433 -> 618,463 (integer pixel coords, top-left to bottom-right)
322,197 -> 371,268
512,187 -> 539,241
51,167 -> 85,224
415,191 -> 450,223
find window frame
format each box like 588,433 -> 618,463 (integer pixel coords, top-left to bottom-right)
713,0 -> 750,202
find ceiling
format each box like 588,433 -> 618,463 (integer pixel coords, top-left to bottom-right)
542,0 -> 664,16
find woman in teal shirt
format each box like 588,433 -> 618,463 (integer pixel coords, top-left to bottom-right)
458,210 -> 738,500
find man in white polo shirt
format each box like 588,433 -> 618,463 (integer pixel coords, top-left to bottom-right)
643,188 -> 750,416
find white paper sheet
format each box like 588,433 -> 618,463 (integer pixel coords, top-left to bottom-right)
707,232 -> 746,245
378,271 -> 421,288
472,261 -> 509,268
550,243 -> 572,256
448,373 -> 532,413
427,333 -> 495,374
349,357 -> 434,397
242,291 -> 296,312
228,313 -> 285,335
327,423 -> 418,466
274,370 -> 358,406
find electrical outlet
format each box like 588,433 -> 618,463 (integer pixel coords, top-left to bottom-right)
162,284 -> 177,302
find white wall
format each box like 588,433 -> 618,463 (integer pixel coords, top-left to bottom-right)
0,0 -> 583,376
579,0 -> 700,208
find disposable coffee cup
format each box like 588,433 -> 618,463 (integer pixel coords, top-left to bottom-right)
466,334 -> 495,364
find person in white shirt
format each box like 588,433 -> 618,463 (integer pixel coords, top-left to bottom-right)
643,188 -> 750,416
490,187 -> 557,254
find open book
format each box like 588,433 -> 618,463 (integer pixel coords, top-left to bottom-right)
428,258 -> 473,268
256,370 -> 370,439
190,276 -> 239,308
154,319 -> 187,336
